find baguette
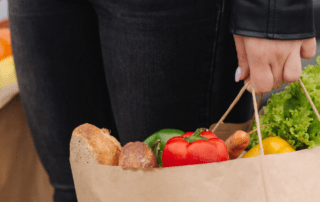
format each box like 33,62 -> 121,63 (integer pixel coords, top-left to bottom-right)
70,123 -> 121,166
225,130 -> 250,160
225,123 -> 278,159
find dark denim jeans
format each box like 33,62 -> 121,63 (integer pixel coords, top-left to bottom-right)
9,0 -> 253,201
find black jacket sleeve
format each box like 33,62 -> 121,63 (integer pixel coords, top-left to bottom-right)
229,0 -> 316,40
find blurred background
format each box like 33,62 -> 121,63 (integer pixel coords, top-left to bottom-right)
0,0 -> 319,202
0,0 -> 7,21
0,1 -> 55,202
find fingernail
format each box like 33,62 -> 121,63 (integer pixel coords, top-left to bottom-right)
235,67 -> 241,82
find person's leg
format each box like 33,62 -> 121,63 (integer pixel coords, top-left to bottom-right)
9,0 -> 118,201
208,0 -> 254,123
91,0 -> 253,145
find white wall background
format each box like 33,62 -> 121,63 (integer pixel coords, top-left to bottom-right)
0,0 -> 8,21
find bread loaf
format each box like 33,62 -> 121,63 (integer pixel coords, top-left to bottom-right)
70,123 -> 121,166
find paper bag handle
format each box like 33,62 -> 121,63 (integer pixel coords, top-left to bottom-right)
251,88 -> 264,156
211,81 -> 253,133
212,78 -> 320,157
298,79 -> 320,122
210,81 -> 265,155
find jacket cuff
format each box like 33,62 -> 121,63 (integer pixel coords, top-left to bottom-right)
229,0 -> 316,40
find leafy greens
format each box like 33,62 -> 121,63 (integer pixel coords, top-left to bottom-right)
248,56 -> 320,150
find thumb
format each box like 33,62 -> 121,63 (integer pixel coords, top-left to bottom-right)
233,35 -> 250,82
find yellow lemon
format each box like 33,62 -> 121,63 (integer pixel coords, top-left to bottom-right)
243,136 -> 295,158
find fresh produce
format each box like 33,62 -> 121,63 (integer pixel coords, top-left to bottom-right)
119,142 -> 158,168
249,57 -> 320,150
162,128 -> 229,167
70,123 -> 122,166
243,136 -> 295,158
0,56 -> 17,88
225,123 -> 278,159
0,28 -> 10,44
0,19 -> 9,29
143,129 -> 184,167
0,28 -> 12,61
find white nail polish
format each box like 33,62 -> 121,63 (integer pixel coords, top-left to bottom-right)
235,67 -> 241,82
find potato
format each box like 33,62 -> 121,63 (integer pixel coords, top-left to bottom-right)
119,141 -> 158,168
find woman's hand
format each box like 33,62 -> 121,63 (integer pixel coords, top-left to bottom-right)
233,35 -> 316,94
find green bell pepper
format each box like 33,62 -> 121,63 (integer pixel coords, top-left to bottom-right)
143,129 -> 184,167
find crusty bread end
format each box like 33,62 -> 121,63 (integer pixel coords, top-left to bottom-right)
70,123 -> 121,166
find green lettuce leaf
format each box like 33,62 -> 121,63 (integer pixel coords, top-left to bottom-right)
248,56 -> 320,150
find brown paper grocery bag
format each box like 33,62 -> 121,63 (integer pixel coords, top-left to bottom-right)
70,81 -> 320,202
70,134 -> 320,202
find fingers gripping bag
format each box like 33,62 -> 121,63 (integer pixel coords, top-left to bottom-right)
70,65 -> 320,202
